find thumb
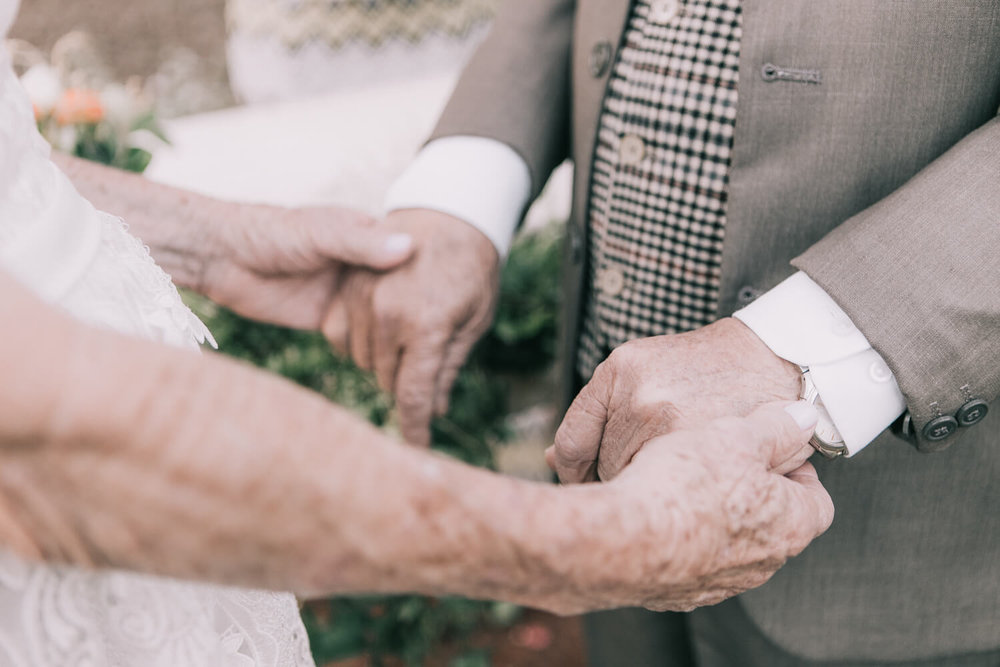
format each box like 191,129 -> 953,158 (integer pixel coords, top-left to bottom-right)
315,221 -> 415,270
551,381 -> 610,484
740,401 -> 819,472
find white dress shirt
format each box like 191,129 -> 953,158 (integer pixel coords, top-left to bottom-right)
386,136 -> 907,456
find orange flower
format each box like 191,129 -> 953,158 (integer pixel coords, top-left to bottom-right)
54,88 -> 104,125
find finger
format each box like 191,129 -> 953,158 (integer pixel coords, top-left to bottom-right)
321,298 -> 349,357
346,273 -> 376,372
431,332 -> 476,417
759,462 -> 835,560
544,446 -> 556,471
313,219 -> 415,271
372,308 -> 403,393
394,338 -> 448,448
738,401 -> 818,471
781,462 -> 836,540
551,378 -> 611,484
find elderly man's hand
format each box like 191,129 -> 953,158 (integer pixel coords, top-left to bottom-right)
326,209 -> 500,447
549,318 -> 802,483
536,402 -> 833,615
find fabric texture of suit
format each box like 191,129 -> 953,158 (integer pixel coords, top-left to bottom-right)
431,0 -> 1000,662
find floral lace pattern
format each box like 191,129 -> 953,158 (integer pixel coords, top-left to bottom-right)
1,1 -> 315,663
0,553 -> 314,666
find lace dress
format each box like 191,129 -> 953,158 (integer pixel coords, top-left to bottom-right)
0,2 -> 315,664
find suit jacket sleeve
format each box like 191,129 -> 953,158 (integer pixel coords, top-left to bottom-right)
428,0 -> 575,200
793,114 -> 1000,451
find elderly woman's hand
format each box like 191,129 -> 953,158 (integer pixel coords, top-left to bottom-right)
49,153 -> 414,336
531,402 -> 833,615
198,203 -> 414,332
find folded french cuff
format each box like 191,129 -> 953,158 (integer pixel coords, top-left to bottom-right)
735,271 -> 906,456
383,135 -> 531,258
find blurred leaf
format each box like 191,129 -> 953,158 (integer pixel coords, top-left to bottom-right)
486,601 -> 522,627
130,110 -> 171,144
450,649 -> 491,667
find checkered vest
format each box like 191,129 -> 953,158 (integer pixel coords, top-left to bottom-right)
577,0 -> 742,378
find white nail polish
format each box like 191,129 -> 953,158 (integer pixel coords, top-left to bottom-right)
785,401 -> 819,430
384,233 -> 412,255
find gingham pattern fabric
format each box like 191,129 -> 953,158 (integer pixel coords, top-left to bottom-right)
577,0 -> 742,378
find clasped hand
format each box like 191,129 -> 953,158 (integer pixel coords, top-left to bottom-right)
197,206 -> 833,613
550,317 -> 804,483
539,401 -> 833,614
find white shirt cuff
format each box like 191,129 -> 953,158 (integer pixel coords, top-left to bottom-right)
734,272 -> 906,456
383,136 -> 532,257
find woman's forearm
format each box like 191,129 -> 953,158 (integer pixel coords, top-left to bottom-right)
52,153 -> 225,293
0,274 -> 830,613
0,271 -> 605,605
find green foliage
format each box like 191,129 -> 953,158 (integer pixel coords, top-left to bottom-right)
184,222 -> 563,666
69,115 -> 166,174
303,596 -> 516,667
41,109 -> 168,174
477,223 -> 562,372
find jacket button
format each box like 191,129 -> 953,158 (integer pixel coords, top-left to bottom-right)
923,415 -> 958,442
737,285 -> 760,305
569,225 -> 584,264
957,399 -> 989,427
590,41 -> 613,78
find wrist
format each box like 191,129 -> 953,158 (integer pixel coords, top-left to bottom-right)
195,200 -> 269,301
723,317 -> 802,399
528,482 -> 680,613
389,208 -> 500,266
141,191 -> 226,295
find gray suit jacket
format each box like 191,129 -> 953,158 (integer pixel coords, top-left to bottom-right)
432,0 -> 1000,661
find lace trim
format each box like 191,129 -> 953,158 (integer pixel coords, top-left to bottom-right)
59,213 -> 217,350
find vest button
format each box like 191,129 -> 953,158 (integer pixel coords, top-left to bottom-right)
596,266 -> 626,297
619,134 -> 646,166
650,0 -> 681,22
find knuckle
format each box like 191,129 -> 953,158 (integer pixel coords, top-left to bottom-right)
631,394 -> 676,427
396,387 -> 431,413
554,438 -> 589,467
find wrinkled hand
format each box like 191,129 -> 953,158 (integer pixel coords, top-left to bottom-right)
326,209 -> 500,447
550,318 -> 802,483
201,203 -> 415,330
539,402 -> 833,615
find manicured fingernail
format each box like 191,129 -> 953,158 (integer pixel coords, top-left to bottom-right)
383,233 -> 413,255
785,401 -> 819,431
